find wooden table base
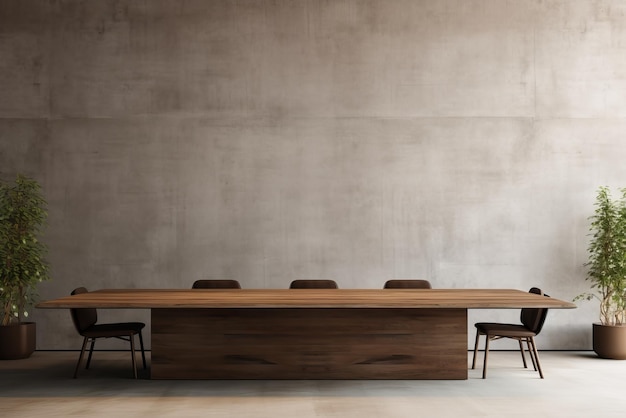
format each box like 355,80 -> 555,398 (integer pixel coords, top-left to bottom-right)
151,308 -> 468,379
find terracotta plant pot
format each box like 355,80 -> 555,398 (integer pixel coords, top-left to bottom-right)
0,322 -> 36,360
593,323 -> 626,360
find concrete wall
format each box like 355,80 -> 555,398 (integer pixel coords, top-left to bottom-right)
2,0 -> 626,350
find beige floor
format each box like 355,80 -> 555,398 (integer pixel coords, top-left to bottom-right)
0,350 -> 624,418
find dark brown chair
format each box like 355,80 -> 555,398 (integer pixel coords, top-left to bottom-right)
69,287 -> 146,379
384,279 -> 432,289
191,279 -> 241,289
471,287 -> 549,379
289,279 -> 338,289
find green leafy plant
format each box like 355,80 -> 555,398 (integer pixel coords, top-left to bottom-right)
575,186 -> 626,325
0,174 -> 50,326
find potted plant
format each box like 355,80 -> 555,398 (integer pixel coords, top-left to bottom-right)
575,186 -> 626,359
0,174 -> 50,359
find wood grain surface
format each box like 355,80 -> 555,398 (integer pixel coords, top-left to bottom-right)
151,307 -> 468,379
37,288 -> 577,309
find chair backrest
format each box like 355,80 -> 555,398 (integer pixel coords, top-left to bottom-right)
192,279 -> 241,289
520,287 -> 549,334
384,279 -> 432,289
70,287 -> 98,334
289,279 -> 338,289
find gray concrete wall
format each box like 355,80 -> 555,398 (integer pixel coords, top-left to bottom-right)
2,0 -> 626,350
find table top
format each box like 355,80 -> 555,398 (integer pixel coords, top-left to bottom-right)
36,288 -> 577,309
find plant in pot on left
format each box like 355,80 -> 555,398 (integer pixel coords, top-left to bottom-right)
0,174 -> 50,359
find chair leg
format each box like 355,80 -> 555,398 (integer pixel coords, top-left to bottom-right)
471,331 -> 480,369
130,333 -> 138,379
85,338 -> 96,369
482,336 -> 490,379
528,337 -> 544,378
526,338 -> 538,371
518,339 -> 528,368
138,330 -> 147,369
73,337 -> 90,379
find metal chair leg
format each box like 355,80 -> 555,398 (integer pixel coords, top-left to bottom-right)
73,337 -> 89,378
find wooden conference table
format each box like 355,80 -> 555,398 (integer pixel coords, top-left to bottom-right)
37,288 -> 576,380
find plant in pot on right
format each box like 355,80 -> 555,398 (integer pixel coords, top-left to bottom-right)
576,186 -> 626,359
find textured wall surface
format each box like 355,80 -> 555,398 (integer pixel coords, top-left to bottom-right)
2,0 -> 626,350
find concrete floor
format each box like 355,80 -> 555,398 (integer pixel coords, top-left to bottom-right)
0,351 -> 624,418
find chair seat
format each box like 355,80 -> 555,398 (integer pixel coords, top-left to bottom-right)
475,322 -> 537,337
81,322 -> 145,338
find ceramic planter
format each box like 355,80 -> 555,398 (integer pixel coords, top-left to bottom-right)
593,323 -> 626,360
0,322 -> 36,360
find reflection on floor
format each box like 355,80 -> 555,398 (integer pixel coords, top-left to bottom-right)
0,351 -> 624,418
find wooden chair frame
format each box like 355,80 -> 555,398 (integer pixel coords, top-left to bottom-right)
70,287 -> 147,379
471,287 -> 549,379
